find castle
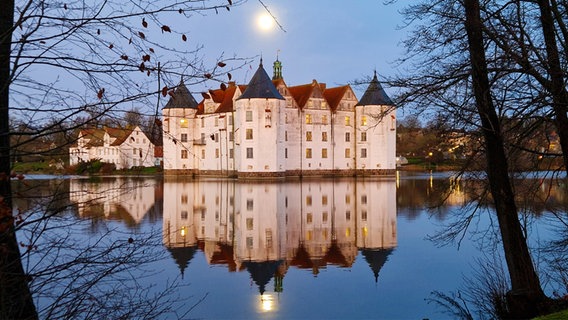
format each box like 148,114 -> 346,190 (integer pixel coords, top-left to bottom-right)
161,59 -> 396,177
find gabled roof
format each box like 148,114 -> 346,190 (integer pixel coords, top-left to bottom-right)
356,72 -> 394,106
237,60 -> 285,100
106,127 -> 134,146
323,85 -> 351,111
163,80 -> 199,109
288,83 -> 314,109
215,83 -> 240,113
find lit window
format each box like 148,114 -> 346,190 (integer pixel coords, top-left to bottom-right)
322,148 -> 328,158
306,131 -> 312,141
180,133 -> 188,142
345,148 -> 350,158
361,116 -> 367,126
322,132 -> 328,141
246,217 -> 254,229
306,148 -> 312,159
345,116 -> 350,126
307,213 -> 313,224
181,150 -> 188,159
361,132 -> 367,142
246,128 -> 253,140
322,195 -> 328,205
361,148 -> 367,158
345,195 -> 350,204
345,132 -> 350,142
306,196 -> 312,206
321,101 -> 327,109
246,110 -> 253,122
246,148 -> 253,159
180,118 -> 188,128
322,114 -> 328,124
306,114 -> 312,124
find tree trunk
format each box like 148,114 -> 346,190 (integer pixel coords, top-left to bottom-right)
0,1 -> 38,319
537,0 -> 568,173
463,0 -> 548,317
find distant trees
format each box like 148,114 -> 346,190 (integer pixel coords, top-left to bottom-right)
1,0 -> 249,318
392,0 -> 567,317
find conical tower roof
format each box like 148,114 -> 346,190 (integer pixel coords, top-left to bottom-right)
361,248 -> 394,283
237,60 -> 285,100
163,80 -> 199,109
356,72 -> 394,106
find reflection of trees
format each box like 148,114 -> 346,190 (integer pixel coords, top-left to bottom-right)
12,177 -> 179,319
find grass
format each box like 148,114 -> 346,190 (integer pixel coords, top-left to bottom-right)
533,309 -> 568,320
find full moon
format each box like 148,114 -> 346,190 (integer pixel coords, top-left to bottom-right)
257,14 -> 274,31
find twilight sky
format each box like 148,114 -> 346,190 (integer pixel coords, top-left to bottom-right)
183,0 -> 407,99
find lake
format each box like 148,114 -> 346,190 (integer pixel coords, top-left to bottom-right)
12,172 -> 567,319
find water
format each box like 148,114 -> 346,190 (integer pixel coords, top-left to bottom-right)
12,173 -> 567,319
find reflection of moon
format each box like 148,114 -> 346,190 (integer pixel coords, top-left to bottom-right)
257,14 -> 274,31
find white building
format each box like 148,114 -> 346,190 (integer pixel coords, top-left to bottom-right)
162,59 -> 396,177
69,126 -> 155,169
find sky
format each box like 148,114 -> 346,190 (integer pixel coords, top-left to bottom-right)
182,0 -> 408,99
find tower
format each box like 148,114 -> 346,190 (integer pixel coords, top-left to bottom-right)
355,71 -> 396,172
235,59 -> 286,176
272,54 -> 283,80
162,79 -> 199,173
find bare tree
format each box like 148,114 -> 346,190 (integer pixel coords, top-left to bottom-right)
1,0 -> 249,318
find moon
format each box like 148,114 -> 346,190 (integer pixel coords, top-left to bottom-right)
257,14 -> 274,31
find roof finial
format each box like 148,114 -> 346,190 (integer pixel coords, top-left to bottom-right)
260,53 -> 263,67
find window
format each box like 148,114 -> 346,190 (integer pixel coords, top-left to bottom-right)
201,117 -> 205,128
361,115 -> 367,126
322,148 -> 328,158
306,148 -> 312,159
362,195 -> 367,204
181,194 -> 188,204
305,114 -> 312,124
246,128 -> 253,140
345,148 -> 351,158
214,117 -> 218,127
345,116 -> 350,126
180,133 -> 188,142
306,196 -> 312,206
246,110 -> 253,122
181,211 -> 188,219
246,217 -> 254,229
345,195 -> 351,204
322,132 -> 328,141
285,148 -> 288,158
322,114 -> 328,124
362,210 -> 367,221
246,148 -> 253,159
215,148 -> 219,158
247,199 -> 254,210
306,131 -> 312,141
361,148 -> 367,158
215,133 -> 219,142
322,195 -> 328,205
306,213 -> 313,224
346,210 -> 351,220
285,131 -> 288,141
345,132 -> 350,142
180,118 -> 188,128
229,148 -> 234,159
229,131 -> 234,141
229,115 -> 233,125
201,149 -> 205,159
132,148 -> 136,155
361,132 -> 367,142
181,150 -> 188,159
321,101 -> 328,109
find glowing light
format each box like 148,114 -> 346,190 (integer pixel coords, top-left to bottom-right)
180,226 -> 186,237
257,14 -> 274,31
260,294 -> 274,312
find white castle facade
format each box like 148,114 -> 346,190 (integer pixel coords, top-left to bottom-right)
162,59 -> 396,177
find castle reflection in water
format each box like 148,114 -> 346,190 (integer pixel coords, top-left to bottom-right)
70,177 -> 397,293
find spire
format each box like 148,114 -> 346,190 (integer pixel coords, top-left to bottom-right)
163,79 -> 199,109
273,51 -> 283,80
356,71 -> 394,106
238,60 -> 285,100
